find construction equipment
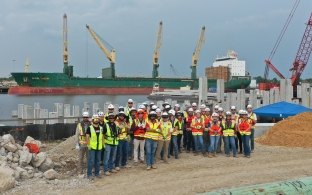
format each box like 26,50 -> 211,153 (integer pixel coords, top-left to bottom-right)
191,26 -> 205,79
63,14 -> 69,76
169,64 -> 178,76
86,24 -> 116,79
152,21 -> 163,78
264,12 -> 312,90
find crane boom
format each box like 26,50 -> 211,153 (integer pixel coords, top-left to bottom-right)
152,21 -> 163,78
63,14 -> 69,75
86,24 -> 116,78
191,26 -> 205,79
264,59 -> 286,79
290,13 -> 312,86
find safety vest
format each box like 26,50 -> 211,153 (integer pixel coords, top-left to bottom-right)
185,116 -> 194,129
78,122 -> 88,145
238,118 -> 252,136
222,120 -> 235,137
159,121 -> 172,141
145,120 -> 160,140
248,112 -> 257,129
209,121 -> 222,136
173,119 -> 183,135
116,120 -> 128,140
134,119 -> 147,139
191,117 -> 204,136
105,123 -> 119,146
88,125 -> 103,150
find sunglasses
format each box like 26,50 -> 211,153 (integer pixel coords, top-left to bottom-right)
128,102 -> 133,104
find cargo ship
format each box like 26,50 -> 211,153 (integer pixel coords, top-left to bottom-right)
8,15 -> 250,95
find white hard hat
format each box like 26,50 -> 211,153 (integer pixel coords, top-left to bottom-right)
214,105 -> 219,109
150,102 -> 155,105
82,111 -> 89,117
156,108 -> 162,113
174,104 -> 180,108
242,110 -> 248,115
218,107 -> 224,112
238,110 -> 244,115
162,112 -> 169,117
139,104 -> 145,109
195,109 -> 201,114
247,104 -> 252,109
98,111 -> 104,117
143,102 -> 148,106
230,105 -> 236,110
151,105 -> 158,110
191,102 -> 197,107
92,114 -> 99,120
200,104 -> 206,109
168,109 -> 175,116
188,108 -> 194,112
149,111 -> 157,115
128,99 -> 134,103
205,107 -> 210,112
137,109 -> 144,114
225,111 -> 231,116
212,112 -> 219,117
165,105 -> 171,109
108,104 -> 114,109
118,111 -> 126,116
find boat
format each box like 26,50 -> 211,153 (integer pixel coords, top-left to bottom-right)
8,16 -> 250,95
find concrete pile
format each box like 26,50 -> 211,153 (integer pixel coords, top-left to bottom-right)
0,134 -> 58,192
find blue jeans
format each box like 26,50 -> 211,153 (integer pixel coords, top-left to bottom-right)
242,135 -> 251,156
209,136 -> 220,153
193,135 -> 203,153
250,128 -> 255,151
224,136 -> 237,156
145,138 -> 158,166
87,149 -> 101,177
103,144 -> 117,172
171,136 -> 179,158
115,140 -> 129,167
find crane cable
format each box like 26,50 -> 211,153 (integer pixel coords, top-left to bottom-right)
264,0 -> 300,78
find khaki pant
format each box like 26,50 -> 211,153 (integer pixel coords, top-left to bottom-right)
156,140 -> 170,162
78,146 -> 88,173
133,139 -> 145,163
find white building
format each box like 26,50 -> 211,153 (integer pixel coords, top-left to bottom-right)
212,50 -> 246,77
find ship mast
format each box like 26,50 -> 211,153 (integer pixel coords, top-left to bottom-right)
63,14 -> 69,76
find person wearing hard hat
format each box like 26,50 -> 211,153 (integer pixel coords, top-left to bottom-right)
238,110 -> 252,158
86,115 -> 104,180
202,107 -> 211,157
162,101 -> 169,109
104,104 -> 115,123
150,105 -> 158,112
155,108 -> 162,121
191,102 -> 197,111
191,110 -> 205,156
185,107 -> 195,153
164,104 -> 171,112
115,111 -> 131,170
132,109 -> 147,165
247,104 -> 257,152
145,111 -> 161,170
98,111 -> 105,166
214,105 -> 220,113
125,99 -> 134,117
155,112 -> 173,163
128,107 -> 137,161
222,111 -> 237,157
75,111 -> 91,175
174,104 -> 181,113
138,104 -> 148,120
208,112 -> 222,157
235,110 -> 244,154
230,106 -> 239,121
173,111 -> 184,157
217,107 -> 225,153
103,113 -> 119,176
168,109 -> 176,158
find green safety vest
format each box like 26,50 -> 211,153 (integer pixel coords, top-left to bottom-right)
222,120 -> 235,137
89,125 -> 103,150
105,123 -> 119,146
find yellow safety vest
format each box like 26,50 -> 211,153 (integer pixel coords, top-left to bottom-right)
105,123 -> 119,146
159,121 -> 172,141
173,119 -> 183,135
248,112 -> 257,129
78,123 -> 87,145
222,120 -> 235,137
145,120 -> 160,141
88,125 -> 103,150
116,121 -> 128,140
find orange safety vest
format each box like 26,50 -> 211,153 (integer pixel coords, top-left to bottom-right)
134,119 -> 147,139
238,118 -> 252,135
145,120 -> 160,140
191,117 -> 204,136
209,121 -> 222,136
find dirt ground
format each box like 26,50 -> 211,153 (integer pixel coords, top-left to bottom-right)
5,141 -> 312,195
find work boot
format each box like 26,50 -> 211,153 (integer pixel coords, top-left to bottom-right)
213,152 -> 217,157
115,167 -> 120,171
104,172 -> 111,176
208,154 -> 213,158
111,169 -> 117,173
133,162 -> 138,166
147,166 -> 151,170
152,165 -> 157,169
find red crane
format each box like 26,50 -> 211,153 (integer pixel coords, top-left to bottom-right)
263,12 -> 312,89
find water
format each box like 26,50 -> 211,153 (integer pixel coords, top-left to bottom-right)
0,94 -> 148,119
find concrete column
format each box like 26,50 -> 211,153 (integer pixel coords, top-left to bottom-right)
237,89 -> 246,110
217,79 -> 225,103
262,90 -> 270,106
73,105 -> 80,117
93,103 -> 99,115
301,83 -> 310,107
249,90 -> 257,108
309,87 -> 312,108
18,104 -> 24,119
285,79 -> 293,102
297,85 -> 302,98
280,79 -> 286,101
198,76 -> 208,105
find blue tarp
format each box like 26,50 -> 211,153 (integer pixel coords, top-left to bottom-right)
253,101 -> 312,118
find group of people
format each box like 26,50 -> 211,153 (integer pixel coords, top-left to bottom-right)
75,99 -> 257,180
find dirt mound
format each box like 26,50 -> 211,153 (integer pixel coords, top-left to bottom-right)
257,112 -> 312,148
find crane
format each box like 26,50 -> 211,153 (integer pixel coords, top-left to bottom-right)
152,21 -> 163,78
191,26 -> 205,80
63,14 -> 69,76
264,12 -> 312,89
86,24 -> 116,79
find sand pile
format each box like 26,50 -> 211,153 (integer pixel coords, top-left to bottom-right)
257,112 -> 312,148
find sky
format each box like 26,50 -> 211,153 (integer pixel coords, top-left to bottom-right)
0,0 -> 311,79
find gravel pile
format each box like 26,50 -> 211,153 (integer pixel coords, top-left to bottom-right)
257,112 -> 312,148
